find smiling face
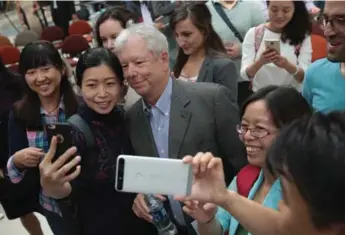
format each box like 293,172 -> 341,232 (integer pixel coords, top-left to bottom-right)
81,64 -> 123,114
99,19 -> 124,52
323,0 -> 345,62
117,35 -> 169,99
240,100 -> 277,167
25,65 -> 63,99
268,1 -> 295,30
174,18 -> 205,56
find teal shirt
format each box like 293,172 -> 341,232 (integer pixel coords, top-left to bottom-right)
216,170 -> 282,235
302,58 -> 345,113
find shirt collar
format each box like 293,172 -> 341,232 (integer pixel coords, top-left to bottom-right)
40,97 -> 65,115
142,77 -> 173,115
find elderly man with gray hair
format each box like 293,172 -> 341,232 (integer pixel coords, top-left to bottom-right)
114,23 -> 247,235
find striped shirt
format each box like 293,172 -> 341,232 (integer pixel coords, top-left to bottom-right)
7,102 -> 66,216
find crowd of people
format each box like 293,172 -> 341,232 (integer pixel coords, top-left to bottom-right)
0,0 -> 344,235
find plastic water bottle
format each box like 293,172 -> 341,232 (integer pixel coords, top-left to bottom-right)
145,194 -> 178,235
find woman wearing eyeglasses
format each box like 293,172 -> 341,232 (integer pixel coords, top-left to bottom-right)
181,85 -> 311,235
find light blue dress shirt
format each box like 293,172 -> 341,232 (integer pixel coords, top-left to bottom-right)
143,78 -> 186,226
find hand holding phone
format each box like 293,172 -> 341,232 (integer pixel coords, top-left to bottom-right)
115,155 -> 193,196
39,136 -> 81,199
259,49 -> 278,65
45,123 -> 74,162
264,39 -> 281,54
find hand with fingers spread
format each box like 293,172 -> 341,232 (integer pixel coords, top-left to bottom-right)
132,193 -> 166,223
175,152 -> 227,205
39,136 -> 81,199
13,147 -> 45,169
183,200 -> 217,224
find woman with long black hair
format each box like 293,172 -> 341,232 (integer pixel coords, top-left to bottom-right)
6,41 -> 78,235
39,47 -> 157,235
241,0 -> 312,92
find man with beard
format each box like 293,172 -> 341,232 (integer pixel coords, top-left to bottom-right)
302,0 -> 345,113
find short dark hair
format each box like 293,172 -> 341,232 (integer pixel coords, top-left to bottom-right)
266,111 -> 345,228
14,41 -> 78,129
75,47 -> 125,87
170,2 -> 227,78
267,0 -> 312,46
94,6 -> 138,47
240,85 -> 312,128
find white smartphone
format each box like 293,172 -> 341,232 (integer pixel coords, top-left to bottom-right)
115,155 -> 193,196
265,39 -> 281,54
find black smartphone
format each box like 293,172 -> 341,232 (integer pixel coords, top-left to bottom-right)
45,123 -> 74,162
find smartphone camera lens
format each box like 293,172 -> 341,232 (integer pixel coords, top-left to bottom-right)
117,158 -> 125,190
47,124 -> 56,130
56,134 -> 64,143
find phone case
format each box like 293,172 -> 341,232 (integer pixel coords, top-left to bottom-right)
265,40 -> 281,53
45,123 -> 74,161
115,155 -> 193,196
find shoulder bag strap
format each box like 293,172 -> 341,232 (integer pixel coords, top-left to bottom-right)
212,2 -> 243,43
254,23 -> 266,56
236,164 -> 261,197
67,114 -> 95,149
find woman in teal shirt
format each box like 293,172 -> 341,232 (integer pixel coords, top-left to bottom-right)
183,85 -> 311,235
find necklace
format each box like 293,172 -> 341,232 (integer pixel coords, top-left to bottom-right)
44,103 -> 60,116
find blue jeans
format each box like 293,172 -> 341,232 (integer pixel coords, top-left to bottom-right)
43,209 -> 69,235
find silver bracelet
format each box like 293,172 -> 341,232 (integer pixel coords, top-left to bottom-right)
291,65 -> 300,76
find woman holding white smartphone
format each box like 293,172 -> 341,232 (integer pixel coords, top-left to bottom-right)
241,0 -> 312,92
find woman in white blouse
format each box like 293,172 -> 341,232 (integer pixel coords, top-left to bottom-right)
241,0 -> 312,92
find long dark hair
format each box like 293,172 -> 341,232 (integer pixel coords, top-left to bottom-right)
14,41 -> 78,129
95,6 -> 138,47
240,85 -> 312,128
267,0 -> 312,45
171,2 -> 227,78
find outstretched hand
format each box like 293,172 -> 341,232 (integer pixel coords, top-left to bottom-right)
175,152 -> 228,205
